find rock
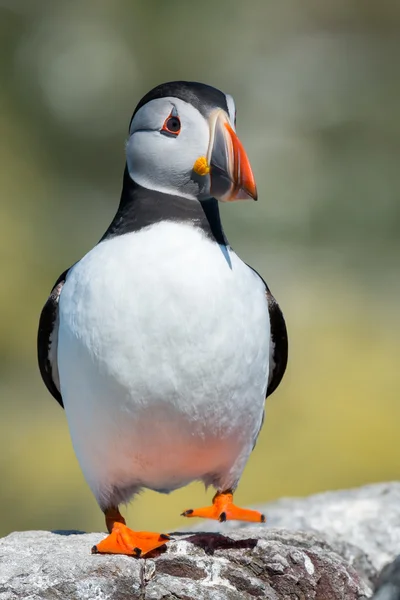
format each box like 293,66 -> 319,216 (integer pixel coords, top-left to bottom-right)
1,482 -> 399,599
200,481 -> 400,573
0,528 -> 370,599
265,481 -> 400,573
372,555 -> 400,600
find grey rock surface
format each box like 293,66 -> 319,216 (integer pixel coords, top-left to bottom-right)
372,555 -> 400,600
1,482 -> 399,599
0,528 -> 370,600
195,481 -> 400,572
267,481 -> 400,572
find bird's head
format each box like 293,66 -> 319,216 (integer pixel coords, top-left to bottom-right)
126,81 -> 257,203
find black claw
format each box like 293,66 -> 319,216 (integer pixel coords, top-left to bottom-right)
219,512 -> 227,522
91,545 -> 99,554
260,514 -> 266,523
181,509 -> 193,516
133,547 -> 142,557
160,534 -> 170,540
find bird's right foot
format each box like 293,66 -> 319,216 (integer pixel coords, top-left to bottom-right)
92,522 -> 170,557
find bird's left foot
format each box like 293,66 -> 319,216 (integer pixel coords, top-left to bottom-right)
181,490 -> 265,523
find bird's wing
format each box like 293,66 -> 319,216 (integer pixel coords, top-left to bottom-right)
37,269 -> 70,408
247,265 -> 288,398
250,267 -> 288,451
265,284 -> 288,398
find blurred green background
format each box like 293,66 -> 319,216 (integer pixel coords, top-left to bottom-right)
1,0 -> 400,537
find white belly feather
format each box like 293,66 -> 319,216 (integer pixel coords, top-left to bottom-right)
58,222 -> 270,508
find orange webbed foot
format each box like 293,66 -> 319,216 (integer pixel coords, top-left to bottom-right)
93,507 -> 170,557
181,491 -> 265,523
92,522 -> 170,557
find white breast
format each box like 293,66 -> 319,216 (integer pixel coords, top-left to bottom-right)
58,222 -> 270,508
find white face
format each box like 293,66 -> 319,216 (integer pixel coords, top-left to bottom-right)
126,96 -> 235,200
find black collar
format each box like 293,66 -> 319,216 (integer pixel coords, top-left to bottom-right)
101,167 -> 227,247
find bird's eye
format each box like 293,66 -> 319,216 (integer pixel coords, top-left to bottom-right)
161,115 -> 181,137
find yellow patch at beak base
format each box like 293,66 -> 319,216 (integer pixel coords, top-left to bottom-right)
193,156 -> 210,176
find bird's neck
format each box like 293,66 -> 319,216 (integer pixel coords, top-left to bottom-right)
102,167 -> 228,246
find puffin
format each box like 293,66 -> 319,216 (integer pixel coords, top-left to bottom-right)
37,81 -> 288,557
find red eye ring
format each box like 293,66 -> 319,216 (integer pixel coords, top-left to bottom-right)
161,114 -> 181,136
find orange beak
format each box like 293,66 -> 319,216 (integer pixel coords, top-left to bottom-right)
207,110 -> 257,202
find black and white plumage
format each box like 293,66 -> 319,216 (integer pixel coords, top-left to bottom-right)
38,81 -> 288,514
